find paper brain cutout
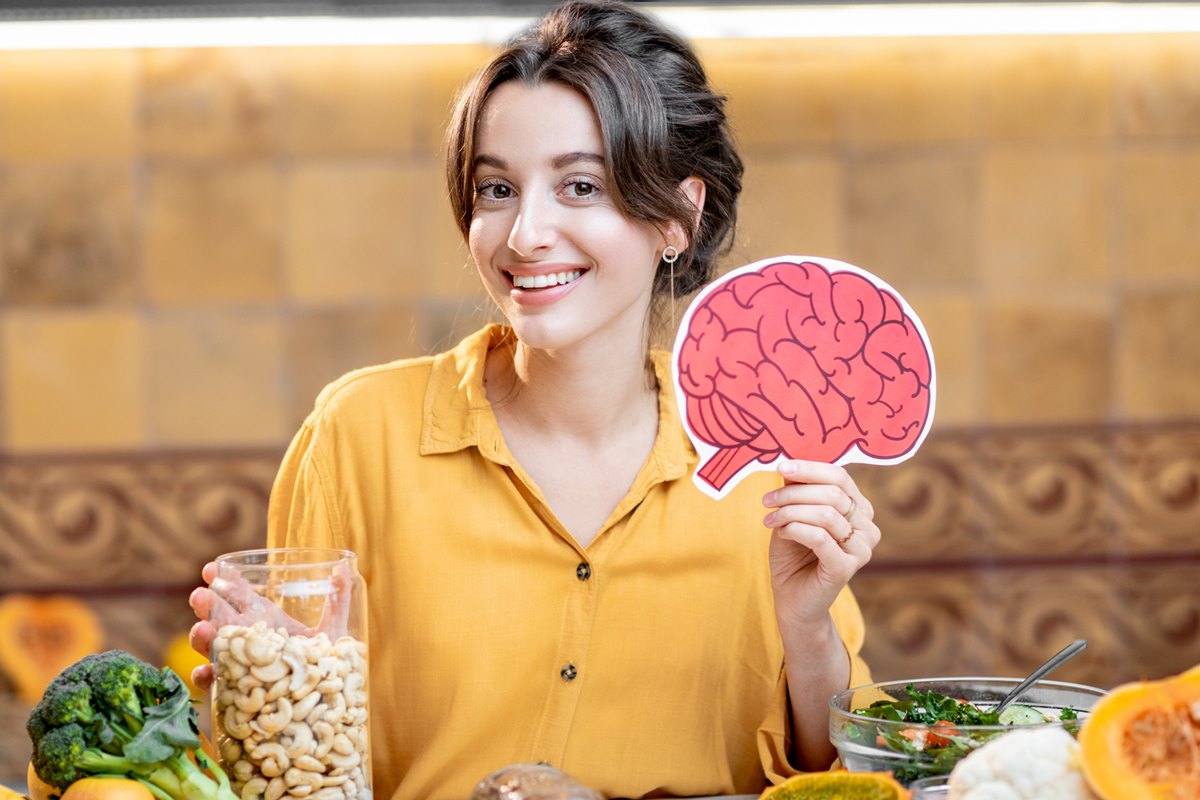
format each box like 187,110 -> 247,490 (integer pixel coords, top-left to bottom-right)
672,256 -> 936,500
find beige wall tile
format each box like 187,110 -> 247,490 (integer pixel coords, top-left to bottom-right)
1115,34 -> 1200,138
838,39 -> 979,146
978,37 -> 1113,140
903,291 -> 978,428
1118,289 -> 1200,418
735,155 -> 841,265
279,47 -> 423,157
143,162 -> 282,306
0,49 -> 136,162
411,45 -> 495,157
980,149 -> 1110,294
983,300 -> 1112,423
1115,147 -> 1200,283
0,164 -> 136,306
285,161 -> 469,304
147,311 -> 287,446
703,39 -> 841,150
140,48 -> 281,160
1,310 -> 144,450
845,152 -> 975,289
285,306 -> 425,429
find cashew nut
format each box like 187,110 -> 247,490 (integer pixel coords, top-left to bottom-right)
292,691 -> 321,723
232,758 -> 256,783
230,635 -> 250,666
265,777 -> 287,800
256,697 -> 293,734
292,755 -> 326,774
284,768 -> 324,792
234,686 -> 266,715
292,665 -> 321,700
327,749 -> 359,771
219,735 -> 244,765
312,721 -> 336,759
265,676 -> 291,704
245,633 -> 282,667
224,704 -> 253,740
251,659 -> 290,684
283,722 -> 314,759
240,777 -> 268,800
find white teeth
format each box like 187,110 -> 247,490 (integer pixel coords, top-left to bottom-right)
512,270 -> 582,290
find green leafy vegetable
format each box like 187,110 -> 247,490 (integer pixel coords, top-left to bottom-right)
844,684 -> 1081,784
27,650 -> 238,800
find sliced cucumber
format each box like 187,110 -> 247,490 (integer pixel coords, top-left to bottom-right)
998,704 -> 1050,725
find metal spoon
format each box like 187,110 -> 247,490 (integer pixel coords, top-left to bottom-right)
993,639 -> 1088,715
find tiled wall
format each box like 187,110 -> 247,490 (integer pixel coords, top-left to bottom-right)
1,33 -> 1198,451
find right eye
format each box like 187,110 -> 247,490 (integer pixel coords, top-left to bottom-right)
475,180 -> 514,201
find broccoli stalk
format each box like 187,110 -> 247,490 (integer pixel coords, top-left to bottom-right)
27,650 -> 238,800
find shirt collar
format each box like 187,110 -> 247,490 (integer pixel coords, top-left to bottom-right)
419,324 -> 695,482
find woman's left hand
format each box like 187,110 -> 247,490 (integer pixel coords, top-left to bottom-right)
761,459 -> 879,632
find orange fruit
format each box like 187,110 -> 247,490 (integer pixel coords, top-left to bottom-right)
26,762 -> 61,800
759,770 -> 911,799
60,779 -> 154,800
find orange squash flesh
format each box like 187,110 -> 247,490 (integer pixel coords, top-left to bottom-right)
1078,668 -> 1200,800
759,771 -> 911,799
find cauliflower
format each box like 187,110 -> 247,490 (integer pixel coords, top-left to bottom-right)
948,727 -> 1099,800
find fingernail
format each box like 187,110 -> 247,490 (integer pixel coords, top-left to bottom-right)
779,461 -> 798,477
763,491 -> 776,507
763,512 -> 776,526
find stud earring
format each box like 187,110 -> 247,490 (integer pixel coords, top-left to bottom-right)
661,245 -> 680,264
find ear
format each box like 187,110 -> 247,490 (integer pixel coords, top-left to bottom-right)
667,176 -> 707,250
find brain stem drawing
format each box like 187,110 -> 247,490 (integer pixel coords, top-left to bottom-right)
675,259 -> 935,494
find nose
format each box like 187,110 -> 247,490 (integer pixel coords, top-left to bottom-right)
507,195 -> 556,257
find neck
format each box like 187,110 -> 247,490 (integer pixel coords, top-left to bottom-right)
488,327 -> 659,443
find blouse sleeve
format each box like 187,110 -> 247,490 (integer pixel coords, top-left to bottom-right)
266,416 -> 347,552
756,585 -> 873,782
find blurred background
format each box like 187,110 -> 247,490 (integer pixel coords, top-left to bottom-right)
1,0 -> 1199,785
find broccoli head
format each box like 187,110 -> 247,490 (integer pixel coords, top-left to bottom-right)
85,650 -> 168,723
29,722 -> 88,789
38,680 -> 97,728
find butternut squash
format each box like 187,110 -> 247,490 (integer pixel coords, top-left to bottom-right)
1077,667 -> 1200,799
0,594 -> 102,704
759,771 -> 911,799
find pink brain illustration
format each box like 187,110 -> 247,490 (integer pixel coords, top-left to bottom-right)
673,258 -> 935,496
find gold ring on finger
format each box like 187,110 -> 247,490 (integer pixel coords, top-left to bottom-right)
843,496 -> 858,521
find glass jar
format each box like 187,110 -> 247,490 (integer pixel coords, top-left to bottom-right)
209,548 -> 371,800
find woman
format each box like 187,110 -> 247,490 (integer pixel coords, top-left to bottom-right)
190,1 -> 880,797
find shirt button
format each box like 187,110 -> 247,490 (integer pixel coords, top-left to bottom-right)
576,562 -> 591,581
560,663 -> 577,681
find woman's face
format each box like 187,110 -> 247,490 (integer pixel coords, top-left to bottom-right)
467,80 -> 666,355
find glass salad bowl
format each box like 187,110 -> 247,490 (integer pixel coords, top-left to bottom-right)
829,677 -> 1107,786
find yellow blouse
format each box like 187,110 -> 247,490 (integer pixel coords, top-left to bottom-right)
268,325 -> 871,800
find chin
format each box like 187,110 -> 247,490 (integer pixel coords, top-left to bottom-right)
504,316 -> 586,352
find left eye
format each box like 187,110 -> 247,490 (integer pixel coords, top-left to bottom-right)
565,180 -> 598,198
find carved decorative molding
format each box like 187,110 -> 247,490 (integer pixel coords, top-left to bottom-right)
0,451 -> 279,592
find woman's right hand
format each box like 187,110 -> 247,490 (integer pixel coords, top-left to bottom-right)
187,561 -> 219,693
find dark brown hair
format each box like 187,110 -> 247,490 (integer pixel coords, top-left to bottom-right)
445,0 -> 743,298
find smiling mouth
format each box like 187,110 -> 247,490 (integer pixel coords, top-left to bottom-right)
508,270 -> 584,290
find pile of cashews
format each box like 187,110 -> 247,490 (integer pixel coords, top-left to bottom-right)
212,620 -> 371,800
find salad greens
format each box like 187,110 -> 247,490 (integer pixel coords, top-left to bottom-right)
842,684 -> 1080,783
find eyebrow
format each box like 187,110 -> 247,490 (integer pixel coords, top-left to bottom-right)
472,151 -> 606,171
